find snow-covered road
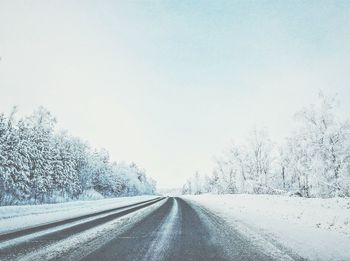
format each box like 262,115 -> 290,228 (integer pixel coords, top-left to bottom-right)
0,195 -> 158,234
83,197 -> 291,261
0,196 -> 294,261
0,197 -> 163,260
2,195 -> 346,260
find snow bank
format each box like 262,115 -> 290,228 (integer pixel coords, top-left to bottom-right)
184,194 -> 350,261
0,195 -> 157,234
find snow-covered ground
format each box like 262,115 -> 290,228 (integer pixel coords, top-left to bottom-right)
184,194 -> 350,261
0,195 -> 157,234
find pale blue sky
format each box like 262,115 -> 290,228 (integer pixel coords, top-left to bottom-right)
1,1 -> 350,188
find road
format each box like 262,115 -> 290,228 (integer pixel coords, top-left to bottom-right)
84,197 -> 272,261
0,197 -> 290,261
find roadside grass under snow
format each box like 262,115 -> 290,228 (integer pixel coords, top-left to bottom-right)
0,195 -> 157,234
184,194 -> 350,261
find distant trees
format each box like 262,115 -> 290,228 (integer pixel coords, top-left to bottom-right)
182,171 -> 206,195
0,107 -> 156,205
183,93 -> 350,198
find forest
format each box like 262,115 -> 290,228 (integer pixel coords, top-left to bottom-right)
0,107 -> 156,205
183,93 -> 350,198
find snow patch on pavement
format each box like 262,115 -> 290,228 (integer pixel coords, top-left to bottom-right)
143,198 -> 180,261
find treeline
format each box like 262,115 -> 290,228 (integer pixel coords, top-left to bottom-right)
183,93 -> 350,198
0,107 -> 156,205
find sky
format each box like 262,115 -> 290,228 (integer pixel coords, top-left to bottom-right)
1,1 -> 350,189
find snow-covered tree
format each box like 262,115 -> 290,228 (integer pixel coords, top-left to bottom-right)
283,93 -> 350,197
0,107 -> 157,205
245,128 -> 275,193
184,93 -> 350,198
206,128 -> 274,195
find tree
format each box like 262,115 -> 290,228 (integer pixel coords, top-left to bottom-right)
0,108 -> 31,204
245,128 -> 274,193
0,106 -> 157,205
182,92 -> 350,198
285,93 -> 350,197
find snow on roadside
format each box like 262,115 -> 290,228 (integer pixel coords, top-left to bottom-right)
183,194 -> 350,261
0,195 -> 157,234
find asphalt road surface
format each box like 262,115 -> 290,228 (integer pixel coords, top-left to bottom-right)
83,197 -> 273,261
0,197 -> 294,261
